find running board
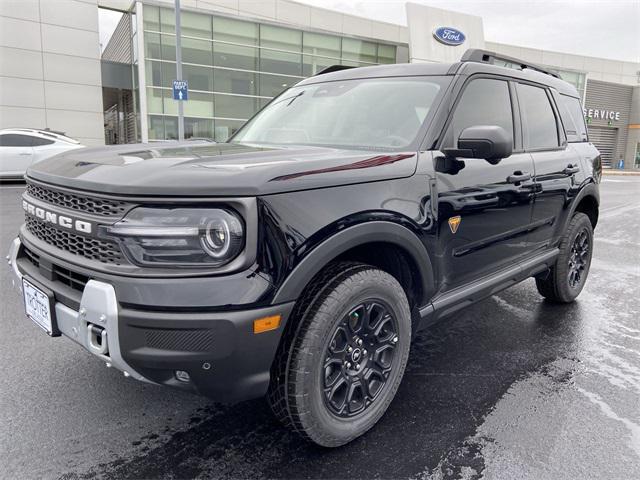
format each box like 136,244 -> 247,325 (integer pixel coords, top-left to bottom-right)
419,249 -> 559,327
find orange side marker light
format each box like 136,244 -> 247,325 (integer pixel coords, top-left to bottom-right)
253,315 -> 281,334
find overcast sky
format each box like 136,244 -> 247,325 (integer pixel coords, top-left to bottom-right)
99,9 -> 123,52
299,0 -> 639,63
100,1 -> 639,62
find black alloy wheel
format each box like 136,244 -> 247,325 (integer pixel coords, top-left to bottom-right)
568,228 -> 590,289
535,212 -> 594,303
322,301 -> 399,418
267,262 -> 411,447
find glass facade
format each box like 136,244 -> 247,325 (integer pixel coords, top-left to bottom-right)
494,60 -> 587,101
141,6 -> 398,141
556,69 -> 587,101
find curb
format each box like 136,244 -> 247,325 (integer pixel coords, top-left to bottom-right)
602,170 -> 640,176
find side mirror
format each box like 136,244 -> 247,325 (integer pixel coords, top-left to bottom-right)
444,125 -> 512,164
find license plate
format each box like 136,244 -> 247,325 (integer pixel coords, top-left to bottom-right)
23,278 -> 56,335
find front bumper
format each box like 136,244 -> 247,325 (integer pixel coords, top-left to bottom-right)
8,237 -> 295,403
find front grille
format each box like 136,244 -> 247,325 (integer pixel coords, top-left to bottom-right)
53,264 -> 89,292
25,216 -> 125,265
23,246 -> 40,268
26,183 -> 130,217
23,245 -> 90,292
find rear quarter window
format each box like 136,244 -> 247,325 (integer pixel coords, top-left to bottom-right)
31,136 -> 55,146
558,95 -> 588,143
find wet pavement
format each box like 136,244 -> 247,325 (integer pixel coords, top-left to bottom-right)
0,177 -> 638,479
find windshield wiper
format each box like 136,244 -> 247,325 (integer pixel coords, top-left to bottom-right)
272,90 -> 305,107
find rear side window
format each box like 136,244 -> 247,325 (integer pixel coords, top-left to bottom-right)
0,134 -> 33,147
447,78 -> 514,147
31,136 -> 55,146
559,95 -> 588,142
517,84 -> 559,150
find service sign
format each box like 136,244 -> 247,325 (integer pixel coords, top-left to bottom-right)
583,108 -> 620,121
433,27 -> 466,46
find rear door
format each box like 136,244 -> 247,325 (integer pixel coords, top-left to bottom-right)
555,92 -> 601,177
0,134 -> 34,177
434,76 -> 536,292
516,83 -> 578,252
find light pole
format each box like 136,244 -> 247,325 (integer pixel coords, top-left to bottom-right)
175,0 -> 184,141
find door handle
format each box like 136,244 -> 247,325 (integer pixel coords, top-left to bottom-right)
19,152 -> 32,156
507,171 -> 531,184
563,164 -> 580,175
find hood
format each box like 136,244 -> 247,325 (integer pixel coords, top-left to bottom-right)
26,142 -> 418,197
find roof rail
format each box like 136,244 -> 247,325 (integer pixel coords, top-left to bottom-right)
315,65 -> 357,76
28,127 -> 80,143
460,49 -> 560,79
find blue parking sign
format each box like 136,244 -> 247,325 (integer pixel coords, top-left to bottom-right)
172,80 -> 188,101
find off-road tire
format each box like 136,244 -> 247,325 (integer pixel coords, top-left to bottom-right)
267,262 -> 411,447
536,212 -> 593,303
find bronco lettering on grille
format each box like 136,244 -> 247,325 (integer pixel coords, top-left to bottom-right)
23,200 -> 93,234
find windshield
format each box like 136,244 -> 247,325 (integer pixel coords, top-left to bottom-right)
231,76 -> 448,150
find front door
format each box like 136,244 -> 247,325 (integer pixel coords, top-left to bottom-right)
434,77 -> 535,292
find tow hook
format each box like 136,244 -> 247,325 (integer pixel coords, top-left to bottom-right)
87,324 -> 108,355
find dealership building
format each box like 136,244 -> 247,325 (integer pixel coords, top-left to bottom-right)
1,0 -> 639,168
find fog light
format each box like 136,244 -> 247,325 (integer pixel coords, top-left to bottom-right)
175,370 -> 190,382
253,315 -> 281,334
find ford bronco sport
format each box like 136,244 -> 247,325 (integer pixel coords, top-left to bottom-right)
8,49 -> 600,447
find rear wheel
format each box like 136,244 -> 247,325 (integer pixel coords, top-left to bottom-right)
268,262 -> 411,447
536,212 -> 593,303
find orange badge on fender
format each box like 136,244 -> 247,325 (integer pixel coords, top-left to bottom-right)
448,216 -> 461,234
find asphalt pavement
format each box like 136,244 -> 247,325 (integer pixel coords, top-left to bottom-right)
1,177 -> 639,480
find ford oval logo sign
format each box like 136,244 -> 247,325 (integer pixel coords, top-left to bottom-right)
433,27 -> 466,46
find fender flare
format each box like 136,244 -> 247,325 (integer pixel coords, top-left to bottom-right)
272,221 -> 435,305
562,182 -> 600,231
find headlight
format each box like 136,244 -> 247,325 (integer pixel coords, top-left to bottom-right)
104,207 -> 244,267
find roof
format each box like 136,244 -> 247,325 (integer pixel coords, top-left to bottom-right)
296,54 -> 580,98
297,62 -> 456,86
0,128 -> 80,144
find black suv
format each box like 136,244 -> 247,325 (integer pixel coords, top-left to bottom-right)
8,49 -> 600,447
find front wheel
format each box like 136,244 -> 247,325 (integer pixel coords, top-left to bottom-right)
268,263 -> 411,447
536,212 -> 594,303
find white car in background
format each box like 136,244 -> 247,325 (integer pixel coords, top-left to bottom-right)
0,128 -> 84,180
